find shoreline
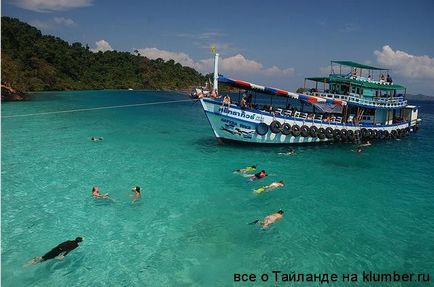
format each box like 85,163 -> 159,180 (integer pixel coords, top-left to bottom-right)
1,83 -> 30,101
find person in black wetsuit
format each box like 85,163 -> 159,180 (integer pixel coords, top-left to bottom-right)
27,237 -> 83,265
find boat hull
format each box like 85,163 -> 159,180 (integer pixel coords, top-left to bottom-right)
200,98 -> 415,144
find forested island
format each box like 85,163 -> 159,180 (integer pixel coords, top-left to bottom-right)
1,17 -> 208,101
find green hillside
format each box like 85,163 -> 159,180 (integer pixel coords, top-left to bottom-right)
1,17 -> 207,92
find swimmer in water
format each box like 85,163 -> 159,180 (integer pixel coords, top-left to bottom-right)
278,148 -> 295,156
91,137 -> 104,142
92,186 -> 109,199
234,165 -> 256,173
131,186 -> 141,203
254,181 -> 284,193
249,170 -> 267,181
359,141 -> 371,147
249,210 -> 284,229
26,237 -> 83,266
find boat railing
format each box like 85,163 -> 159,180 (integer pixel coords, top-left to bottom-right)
308,92 -> 407,108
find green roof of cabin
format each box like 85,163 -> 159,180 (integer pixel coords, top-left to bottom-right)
306,75 -> 406,90
331,61 -> 386,70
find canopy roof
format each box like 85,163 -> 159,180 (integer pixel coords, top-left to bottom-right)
218,75 -> 347,106
331,61 -> 385,70
306,75 -> 406,90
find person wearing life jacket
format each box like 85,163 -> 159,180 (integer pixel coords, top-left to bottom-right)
251,170 -> 267,181
234,165 -> 256,173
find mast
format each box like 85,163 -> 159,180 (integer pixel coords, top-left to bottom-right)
213,53 -> 219,94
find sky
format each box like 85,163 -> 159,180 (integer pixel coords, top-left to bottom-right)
2,0 -> 434,95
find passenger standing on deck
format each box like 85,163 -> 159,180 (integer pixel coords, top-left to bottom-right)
246,94 -> 253,109
386,74 -> 393,84
240,96 -> 247,110
352,68 -> 358,79
26,237 -> 83,265
380,74 -> 385,84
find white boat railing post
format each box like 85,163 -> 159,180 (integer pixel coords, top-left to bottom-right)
213,53 -> 219,94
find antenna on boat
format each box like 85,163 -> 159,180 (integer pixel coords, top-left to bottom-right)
211,46 -> 219,94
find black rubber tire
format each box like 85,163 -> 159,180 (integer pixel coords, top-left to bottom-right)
291,125 -> 301,137
256,123 -> 269,136
309,126 -> 318,138
325,127 -> 334,139
300,125 -> 310,137
281,123 -> 291,135
269,120 -> 281,134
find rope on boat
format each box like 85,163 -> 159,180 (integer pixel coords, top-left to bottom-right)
1,99 -> 194,119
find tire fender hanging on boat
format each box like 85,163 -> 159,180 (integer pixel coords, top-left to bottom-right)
281,123 -> 291,135
317,128 -> 326,140
325,127 -> 334,139
291,125 -> 301,137
300,125 -> 310,137
309,126 -> 318,138
340,129 -> 348,140
383,130 -> 390,138
346,130 -> 354,141
256,122 -> 269,136
269,120 -> 281,134
361,128 -> 368,139
333,129 -> 342,140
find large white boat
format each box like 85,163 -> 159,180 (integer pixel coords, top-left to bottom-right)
200,54 -> 420,144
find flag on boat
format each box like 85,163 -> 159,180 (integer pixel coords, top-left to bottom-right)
218,75 -> 347,106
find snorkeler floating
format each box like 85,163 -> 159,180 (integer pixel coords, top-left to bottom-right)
249,210 -> 284,229
278,148 -> 295,156
249,170 -> 267,181
91,137 -> 104,142
26,237 -> 83,266
234,165 -> 256,173
254,181 -> 285,193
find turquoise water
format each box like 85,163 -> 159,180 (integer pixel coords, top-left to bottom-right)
2,91 -> 434,286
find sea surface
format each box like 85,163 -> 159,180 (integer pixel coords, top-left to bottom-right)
2,90 -> 434,286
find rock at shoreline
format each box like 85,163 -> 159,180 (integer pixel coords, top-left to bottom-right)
1,83 -> 30,101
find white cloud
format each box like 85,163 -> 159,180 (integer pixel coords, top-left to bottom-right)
12,0 -> 93,12
91,40 -> 113,53
374,45 -> 434,79
177,32 -> 223,40
53,17 -> 76,26
136,48 -> 295,77
136,48 -> 196,67
28,19 -> 49,30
